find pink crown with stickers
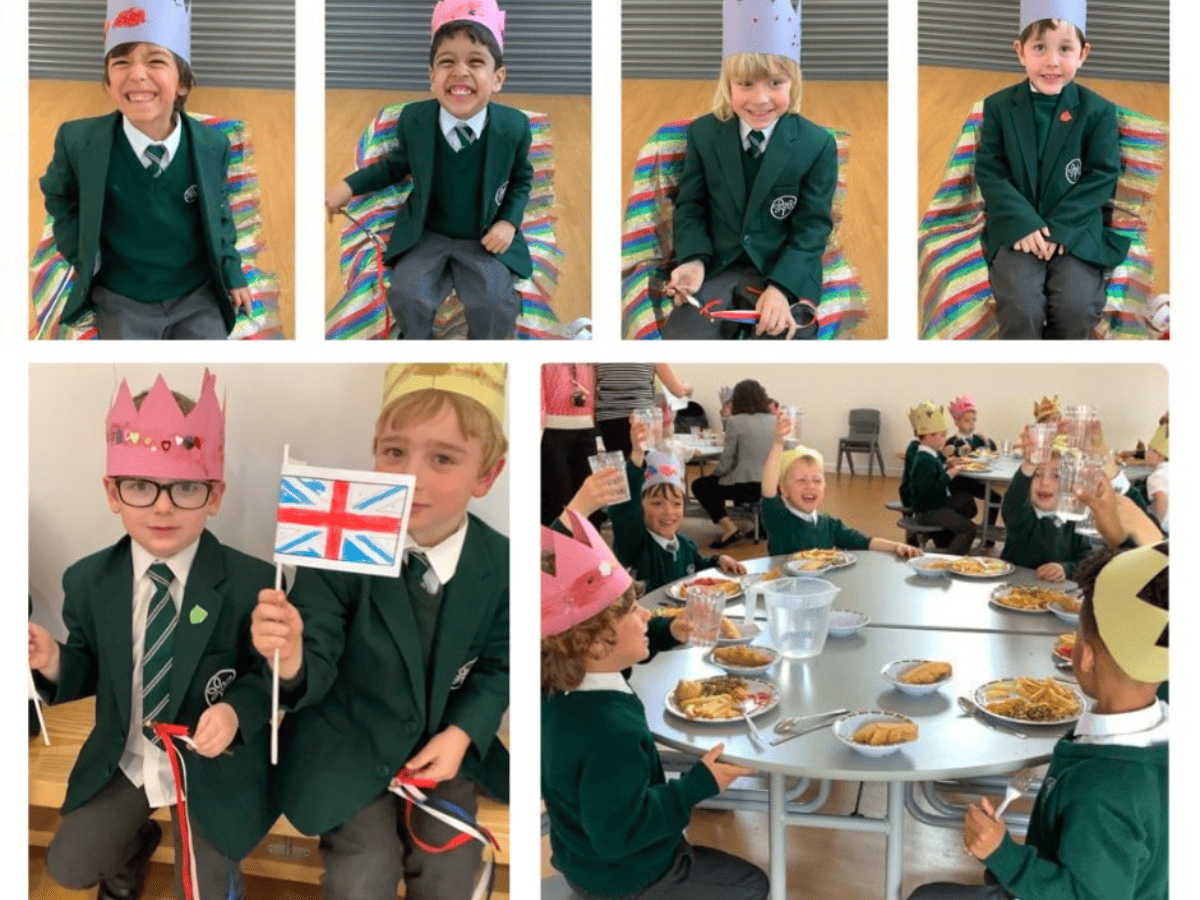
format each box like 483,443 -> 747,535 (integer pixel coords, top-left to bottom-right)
723,0 -> 801,61
431,0 -> 506,50
542,510 -> 632,638
106,369 -> 225,481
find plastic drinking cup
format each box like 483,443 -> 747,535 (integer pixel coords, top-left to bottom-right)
686,585 -> 726,648
588,451 -> 631,503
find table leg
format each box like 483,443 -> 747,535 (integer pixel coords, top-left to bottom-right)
769,771 -> 786,900
980,483 -> 995,546
885,781 -> 904,900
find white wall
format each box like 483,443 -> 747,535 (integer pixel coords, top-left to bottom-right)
29,364 -> 510,638
670,363 -> 1167,465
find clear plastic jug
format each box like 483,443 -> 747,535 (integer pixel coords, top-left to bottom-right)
762,577 -> 840,659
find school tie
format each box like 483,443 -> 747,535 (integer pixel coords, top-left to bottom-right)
746,130 -> 766,159
453,124 -> 475,150
144,144 -> 168,178
405,551 -> 442,596
141,563 -> 177,741
663,538 -> 679,558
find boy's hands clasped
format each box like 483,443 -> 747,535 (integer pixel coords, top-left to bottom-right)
251,589 -> 305,680
1013,226 -> 1064,261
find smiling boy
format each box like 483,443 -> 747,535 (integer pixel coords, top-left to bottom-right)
976,0 -> 1128,339
251,363 -> 509,900
39,1 -> 251,339
324,0 -> 533,339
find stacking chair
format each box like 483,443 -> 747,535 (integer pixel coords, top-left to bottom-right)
30,114 -> 284,339
836,409 -> 886,477
325,102 -> 566,339
918,101 -> 1167,339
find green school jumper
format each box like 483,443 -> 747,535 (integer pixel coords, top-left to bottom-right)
907,450 -> 952,514
760,495 -> 870,557
1000,470 -> 1091,576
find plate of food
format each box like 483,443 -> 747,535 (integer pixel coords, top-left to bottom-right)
955,460 -> 992,473
833,710 -> 920,757
881,659 -> 953,696
787,549 -> 857,574
1047,594 -> 1082,625
907,555 -> 957,579
1052,633 -> 1076,665
949,557 -> 1015,579
827,609 -> 870,638
652,608 -> 756,645
666,574 -> 744,602
707,645 -> 780,674
666,676 -> 780,722
973,677 -> 1084,726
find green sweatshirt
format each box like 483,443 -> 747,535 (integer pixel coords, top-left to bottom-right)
1000,470 -> 1091,577
542,688 -> 719,896
907,449 -> 953,514
986,737 -> 1167,900
760,495 -> 870,557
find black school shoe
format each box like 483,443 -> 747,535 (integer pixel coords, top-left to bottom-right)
98,820 -> 162,900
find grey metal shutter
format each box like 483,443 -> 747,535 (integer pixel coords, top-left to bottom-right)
919,1 -> 1168,83
326,0 -> 591,94
623,0 -> 888,81
29,1 -> 296,89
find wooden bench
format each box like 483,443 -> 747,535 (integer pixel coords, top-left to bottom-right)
29,698 -> 509,893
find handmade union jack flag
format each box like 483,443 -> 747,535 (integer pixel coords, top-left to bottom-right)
273,448 -> 415,577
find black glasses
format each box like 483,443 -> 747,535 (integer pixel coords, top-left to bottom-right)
113,478 -> 215,510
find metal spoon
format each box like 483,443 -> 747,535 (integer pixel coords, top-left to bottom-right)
768,718 -> 839,746
957,696 -> 1027,739
773,708 -> 849,734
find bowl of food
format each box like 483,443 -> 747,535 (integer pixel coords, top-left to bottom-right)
881,659 -> 953,695
1047,594 -> 1082,625
908,555 -> 956,579
833,710 -> 919,757
1052,633 -> 1076,667
708,644 -> 780,674
666,575 -> 743,602
827,609 -> 870,638
666,675 -> 779,721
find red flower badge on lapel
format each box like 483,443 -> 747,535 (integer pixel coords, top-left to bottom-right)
1060,111 -> 1073,123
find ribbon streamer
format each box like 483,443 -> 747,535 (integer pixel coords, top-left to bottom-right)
152,722 -> 200,900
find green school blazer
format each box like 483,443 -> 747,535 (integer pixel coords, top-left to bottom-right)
673,112 -> 836,303
275,514 -> 509,836
977,80 -> 1131,270
344,99 -> 534,279
37,531 -> 277,860
38,111 -> 247,331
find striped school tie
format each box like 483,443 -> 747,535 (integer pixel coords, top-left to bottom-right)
453,124 -> 475,150
142,563 -> 177,741
747,130 -> 766,159
144,143 -> 168,178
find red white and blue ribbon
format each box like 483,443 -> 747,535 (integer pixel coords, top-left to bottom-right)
389,770 -> 500,900
152,721 -> 200,900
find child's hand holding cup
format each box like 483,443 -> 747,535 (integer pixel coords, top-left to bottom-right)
587,451 -> 631,503
686,584 -> 726,648
570,465 -> 629,516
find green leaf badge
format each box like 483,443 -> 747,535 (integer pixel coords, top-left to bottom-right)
190,606 -> 208,625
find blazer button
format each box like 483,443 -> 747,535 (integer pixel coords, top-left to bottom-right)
375,764 -> 391,778
743,236 -> 752,244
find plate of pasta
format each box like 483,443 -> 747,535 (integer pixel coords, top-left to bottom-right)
948,557 -> 1014,579
666,676 -> 780,722
973,677 -> 1084,726
666,574 -> 744,602
787,549 -> 857,574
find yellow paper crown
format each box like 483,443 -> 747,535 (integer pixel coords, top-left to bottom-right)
1094,542 -> 1169,683
1148,423 -> 1168,458
1033,395 -> 1061,422
778,445 -> 824,485
908,401 -> 948,436
382,363 -> 507,426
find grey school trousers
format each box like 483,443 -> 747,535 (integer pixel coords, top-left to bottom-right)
92,282 -> 228,340
907,880 -> 1013,899
569,840 -> 770,900
46,769 -> 244,900
988,246 -> 1106,340
318,774 -> 483,900
387,231 -> 519,339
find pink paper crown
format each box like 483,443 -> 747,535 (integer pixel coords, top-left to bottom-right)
104,0 -> 192,65
106,369 -> 225,481
431,0 -> 506,51
723,0 -> 801,62
948,395 -> 977,420
542,510 -> 632,639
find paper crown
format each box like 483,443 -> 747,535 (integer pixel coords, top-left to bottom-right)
431,0 -> 506,51
542,510 -> 633,638
948,395 -> 977,420
643,450 -> 684,492
908,401 -> 948,436
724,0 -> 801,61
104,0 -> 191,64
779,445 -> 823,484
107,369 -> 224,481
1094,542 -> 1168,683
382,363 -> 506,428
1148,423 -> 1168,458
1033,395 -> 1061,422
1020,0 -> 1087,36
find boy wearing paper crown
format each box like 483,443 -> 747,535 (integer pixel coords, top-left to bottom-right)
28,370 -> 276,900
976,0 -> 1127,339
251,363 -> 509,900
662,0 -> 836,341
542,511 -> 770,900
944,395 -> 1001,539
901,401 -> 978,555
39,2 -> 252,339
908,542 -> 1168,900
760,409 -> 922,559
324,0 -> 533,340
561,426 -> 746,591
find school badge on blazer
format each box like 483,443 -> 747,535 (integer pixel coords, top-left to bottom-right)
770,195 -> 798,219
450,657 -> 478,690
1065,159 -> 1081,184
184,184 -> 199,203
204,668 -> 237,704
495,180 -> 508,206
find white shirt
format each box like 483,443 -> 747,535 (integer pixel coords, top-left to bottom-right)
648,530 -> 680,555
405,516 -> 469,593
574,671 -> 634,694
782,497 -> 818,525
1075,699 -> 1168,748
118,538 -> 200,809
123,115 -> 182,170
739,118 -> 779,153
439,106 -> 489,151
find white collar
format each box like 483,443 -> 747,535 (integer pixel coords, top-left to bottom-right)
739,117 -> 779,150
574,671 -> 634,694
130,535 -> 201,589
123,115 -> 183,168
405,517 -> 469,590
917,444 -> 939,458
1033,507 -> 1061,522
782,497 -> 819,524
648,530 -> 679,552
439,105 -> 489,141
1075,699 -> 1168,747
955,431 -> 974,441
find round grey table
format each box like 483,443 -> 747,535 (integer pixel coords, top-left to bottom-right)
628,626 -> 1074,900
650,550 -> 1073,636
